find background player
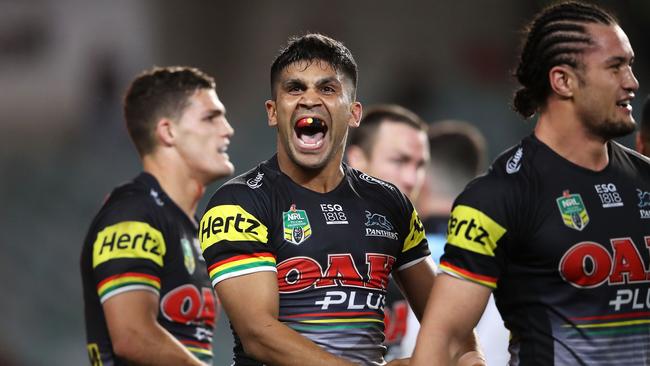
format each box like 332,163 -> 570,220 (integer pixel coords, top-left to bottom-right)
345,104 -> 429,360
81,66 -> 234,365
635,95 -> 650,156
409,121 -> 509,366
412,2 -> 649,364
199,34 -> 482,365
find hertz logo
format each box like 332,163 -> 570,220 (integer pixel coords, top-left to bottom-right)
200,205 -> 268,251
92,221 -> 166,268
446,205 -> 506,257
403,209 -> 426,252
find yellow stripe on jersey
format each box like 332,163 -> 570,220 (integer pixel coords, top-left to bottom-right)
403,209 -> 426,252
446,205 -> 505,257
199,205 -> 268,251
92,221 -> 166,268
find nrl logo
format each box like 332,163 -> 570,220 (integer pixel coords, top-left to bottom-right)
283,204 -> 312,245
556,190 -> 589,231
246,172 -> 264,189
180,236 -> 196,274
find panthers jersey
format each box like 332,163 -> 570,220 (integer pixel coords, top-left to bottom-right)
441,135 -> 650,365
81,173 -> 216,365
200,156 -> 430,365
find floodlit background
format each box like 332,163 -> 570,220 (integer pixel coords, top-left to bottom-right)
1,1 -> 648,365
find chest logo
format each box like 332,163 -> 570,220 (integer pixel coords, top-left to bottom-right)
365,210 -> 398,240
556,190 -> 590,231
594,183 -> 623,208
283,204 -> 312,245
180,236 -> 196,275
637,189 -> 650,219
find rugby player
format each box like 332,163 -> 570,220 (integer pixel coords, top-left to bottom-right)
411,2 -> 650,365
346,104 -> 430,360
199,34 -> 482,365
81,66 -> 234,365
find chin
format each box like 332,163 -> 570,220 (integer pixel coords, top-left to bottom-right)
597,119 -> 636,140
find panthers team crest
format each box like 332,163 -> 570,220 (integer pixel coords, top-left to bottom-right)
556,190 -> 589,231
283,204 -> 312,245
180,236 -> 196,274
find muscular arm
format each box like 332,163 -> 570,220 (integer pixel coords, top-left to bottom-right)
103,291 -> 204,366
216,271 -> 358,366
392,258 -> 436,321
410,273 -> 491,366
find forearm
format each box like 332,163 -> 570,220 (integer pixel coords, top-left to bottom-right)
111,322 -> 204,366
239,317 -> 358,366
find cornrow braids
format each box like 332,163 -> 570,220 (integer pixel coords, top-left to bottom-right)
513,1 -> 616,119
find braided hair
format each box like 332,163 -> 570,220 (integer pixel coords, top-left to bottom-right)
513,1 -> 616,118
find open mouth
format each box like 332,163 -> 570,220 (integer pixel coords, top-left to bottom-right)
294,117 -> 328,148
616,96 -> 633,112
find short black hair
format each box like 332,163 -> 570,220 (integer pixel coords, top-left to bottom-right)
270,33 -> 358,99
428,121 -> 486,179
513,1 -> 617,118
348,104 -> 426,157
123,66 -> 215,156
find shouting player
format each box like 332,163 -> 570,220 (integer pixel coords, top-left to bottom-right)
199,34 -> 481,365
412,2 -> 649,365
81,66 -> 234,365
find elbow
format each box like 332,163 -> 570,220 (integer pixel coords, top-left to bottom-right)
237,321 -> 277,361
111,328 -> 146,361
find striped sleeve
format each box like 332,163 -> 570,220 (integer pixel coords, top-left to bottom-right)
439,175 -> 511,289
97,272 -> 161,303
200,184 -> 276,286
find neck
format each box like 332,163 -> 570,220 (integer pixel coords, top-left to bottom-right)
142,153 -> 205,222
534,101 -> 609,171
277,148 -> 345,194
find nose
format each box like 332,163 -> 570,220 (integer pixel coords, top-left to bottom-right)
400,165 -> 419,198
298,88 -> 322,109
623,67 -> 639,92
221,118 -> 234,137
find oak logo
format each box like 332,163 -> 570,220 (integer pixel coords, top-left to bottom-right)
447,205 -> 506,257
92,221 -> 166,268
200,205 -> 268,251
559,237 -> 650,288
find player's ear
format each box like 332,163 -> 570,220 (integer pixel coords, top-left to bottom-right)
549,65 -> 575,98
266,100 -> 277,127
346,145 -> 368,171
156,118 -> 175,146
348,102 -> 362,128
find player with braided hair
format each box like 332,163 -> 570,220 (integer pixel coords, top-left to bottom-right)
412,2 -> 649,365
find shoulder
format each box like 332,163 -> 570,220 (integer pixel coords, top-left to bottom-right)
96,178 -> 162,226
346,165 -> 407,205
206,159 -> 280,210
609,141 -> 650,175
450,137 -> 545,236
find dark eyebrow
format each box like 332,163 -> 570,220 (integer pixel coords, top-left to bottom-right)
204,108 -> 224,118
282,79 -> 306,88
605,55 -> 633,65
316,77 -> 341,87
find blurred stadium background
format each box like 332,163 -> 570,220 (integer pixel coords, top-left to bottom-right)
0,1 -> 648,364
